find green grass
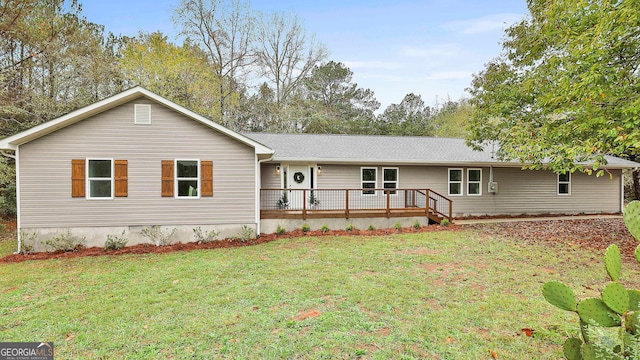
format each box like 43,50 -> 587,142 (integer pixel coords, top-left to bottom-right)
1,228 -> 637,359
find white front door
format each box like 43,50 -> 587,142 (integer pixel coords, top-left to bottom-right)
287,164 -> 310,209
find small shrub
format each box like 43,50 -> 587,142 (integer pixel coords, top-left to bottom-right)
440,218 -> 450,227
367,224 -> 376,231
346,223 -> 354,231
394,222 -> 402,231
301,223 -> 310,233
105,230 -> 128,250
141,225 -> 176,246
45,230 -> 86,252
321,225 -> 330,233
231,225 -> 254,242
276,225 -> 286,235
412,220 -> 421,229
19,230 -> 38,254
192,226 -> 220,243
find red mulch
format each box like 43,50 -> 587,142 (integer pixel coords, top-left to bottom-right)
0,224 -> 461,263
467,218 -> 638,260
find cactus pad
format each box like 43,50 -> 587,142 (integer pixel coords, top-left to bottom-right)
624,200 -> 640,241
629,290 -> 640,311
577,298 -> 621,327
543,281 -> 577,312
563,337 -> 582,360
636,244 -> 640,264
580,343 -> 597,360
625,312 -> 640,335
602,282 -> 628,315
604,244 -> 621,281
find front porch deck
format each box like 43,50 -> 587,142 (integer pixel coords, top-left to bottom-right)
260,189 -> 452,224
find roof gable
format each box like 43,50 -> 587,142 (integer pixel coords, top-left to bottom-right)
0,87 -> 274,156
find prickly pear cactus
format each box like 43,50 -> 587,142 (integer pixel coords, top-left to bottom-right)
543,281 -> 577,312
605,244 -> 622,281
563,338 -> 582,360
601,282 -> 628,315
624,201 -> 640,240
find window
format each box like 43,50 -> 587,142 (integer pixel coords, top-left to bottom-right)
383,168 -> 398,195
558,172 -> 571,195
467,169 -> 482,196
361,167 -> 377,195
448,168 -> 463,196
134,104 -> 151,124
176,159 -> 200,198
87,159 -> 113,199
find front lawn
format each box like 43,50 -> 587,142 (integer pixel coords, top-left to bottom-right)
1,226 -> 636,359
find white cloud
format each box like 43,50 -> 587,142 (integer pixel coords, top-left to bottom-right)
424,71 -> 473,80
444,13 -> 523,35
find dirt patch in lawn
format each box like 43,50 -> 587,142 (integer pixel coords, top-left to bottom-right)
0,224 -> 460,263
467,218 -> 637,260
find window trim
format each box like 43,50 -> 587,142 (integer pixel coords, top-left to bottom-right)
382,167 -> 399,196
467,168 -> 482,196
175,159 -> 201,199
448,168 -> 463,196
361,167 -> 377,196
558,171 -> 571,196
86,158 -> 114,200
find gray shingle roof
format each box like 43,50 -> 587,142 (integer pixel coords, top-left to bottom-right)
244,133 -> 640,168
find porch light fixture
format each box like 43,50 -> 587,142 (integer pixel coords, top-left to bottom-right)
276,166 -> 281,174
317,166 -> 322,174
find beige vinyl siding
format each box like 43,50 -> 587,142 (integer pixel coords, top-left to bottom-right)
298,164 -> 622,216
19,98 -> 256,228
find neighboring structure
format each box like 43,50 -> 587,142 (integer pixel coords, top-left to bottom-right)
1,88 -> 637,252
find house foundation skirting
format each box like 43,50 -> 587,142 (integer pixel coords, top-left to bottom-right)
20,223 -> 258,252
260,216 -> 434,235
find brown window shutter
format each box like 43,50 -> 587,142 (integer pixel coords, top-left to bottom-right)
114,160 -> 128,197
161,160 -> 174,197
201,160 -> 213,197
71,159 -> 85,197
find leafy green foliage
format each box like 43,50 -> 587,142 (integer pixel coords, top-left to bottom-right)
345,224 -> 354,232
192,227 -> 220,243
301,224 -> 310,233
105,231 -> 128,251
45,231 -> 86,252
321,225 -> 329,233
468,0 -> 640,175
412,220 -> 421,229
230,225 -> 254,242
140,226 -> 177,246
276,225 -> 286,235
367,224 -> 376,231
440,219 -> 450,227
394,222 -> 402,231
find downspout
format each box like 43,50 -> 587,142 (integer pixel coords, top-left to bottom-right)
0,150 -> 19,254
256,154 -> 275,237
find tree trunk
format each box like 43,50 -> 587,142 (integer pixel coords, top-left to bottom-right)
633,169 -> 640,201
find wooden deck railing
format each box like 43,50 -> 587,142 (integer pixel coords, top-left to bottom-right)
260,188 -> 452,223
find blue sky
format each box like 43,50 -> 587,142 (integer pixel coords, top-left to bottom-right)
81,0 -> 528,110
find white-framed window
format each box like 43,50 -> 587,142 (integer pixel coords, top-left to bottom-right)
87,159 -> 113,199
176,159 -> 200,198
383,167 -> 398,195
448,168 -> 463,196
361,167 -> 377,195
558,171 -> 571,195
134,104 -> 151,125
467,168 -> 482,196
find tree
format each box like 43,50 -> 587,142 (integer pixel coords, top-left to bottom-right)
467,0 -> 640,190
432,98 -> 474,138
255,12 -> 327,106
119,31 -> 223,122
173,0 -> 254,125
302,61 -> 379,134
377,93 -> 433,136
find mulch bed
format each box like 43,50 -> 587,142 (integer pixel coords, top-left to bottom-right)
467,218 -> 638,260
0,224 -> 461,263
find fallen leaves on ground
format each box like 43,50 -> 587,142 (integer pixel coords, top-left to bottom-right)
467,218 -> 636,260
